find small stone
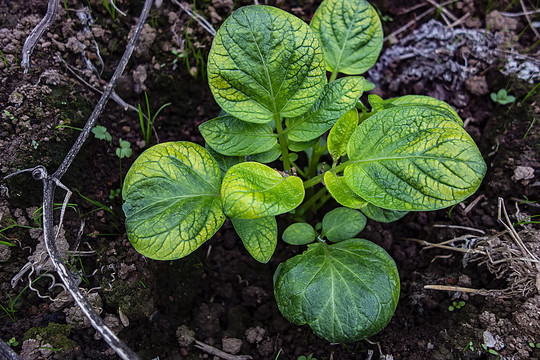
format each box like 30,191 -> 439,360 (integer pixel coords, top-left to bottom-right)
486,10 -> 519,32
245,326 -> 265,344
222,337 -> 242,355
176,325 -> 196,347
512,166 -> 535,182
464,76 -> 489,96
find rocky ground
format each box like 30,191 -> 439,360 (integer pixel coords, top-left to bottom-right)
0,0 -> 539,359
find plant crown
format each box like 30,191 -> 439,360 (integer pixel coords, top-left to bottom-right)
122,0 -> 486,343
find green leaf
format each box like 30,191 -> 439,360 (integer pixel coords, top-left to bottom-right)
232,216 -> 277,263
207,5 -> 326,124
199,115 -> 277,156
274,239 -> 400,342
368,94 -> 384,111
122,142 -> 225,260
384,95 -> 463,125
311,0 -> 383,75
205,145 -> 244,177
324,171 -> 368,209
282,223 -> 317,245
345,106 -> 486,211
288,138 -> 319,152
116,138 -> 132,159
92,125 -> 111,141
221,162 -> 305,218
360,204 -> 407,223
327,108 -> 359,162
248,144 -> 281,163
364,80 -> 375,91
287,77 -> 364,142
322,207 -> 366,242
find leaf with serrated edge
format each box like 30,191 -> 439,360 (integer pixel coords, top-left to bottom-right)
199,115 -> 277,156
345,106 -> 486,211
208,6 -> 326,124
274,239 -> 400,342
311,0 -> 383,75
287,77 -> 363,142
232,216 -> 277,263
322,207 -> 366,242
324,171 -> 367,209
384,95 -> 463,126
122,142 -> 225,260
282,223 -> 317,245
328,108 -> 359,162
221,162 -> 305,219
360,204 -> 407,223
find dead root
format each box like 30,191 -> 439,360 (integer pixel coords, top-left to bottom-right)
408,197 -> 540,298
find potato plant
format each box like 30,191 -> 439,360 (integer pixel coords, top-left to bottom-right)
122,0 -> 486,343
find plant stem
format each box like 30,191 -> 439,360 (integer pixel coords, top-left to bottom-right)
303,162 -> 349,189
329,68 -> 339,82
274,115 -> 291,172
297,187 -> 328,215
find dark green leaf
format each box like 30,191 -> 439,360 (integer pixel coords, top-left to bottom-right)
232,217 -> 277,263
274,239 -> 400,342
282,223 -> 317,245
322,207 -> 366,242
360,204 -> 408,223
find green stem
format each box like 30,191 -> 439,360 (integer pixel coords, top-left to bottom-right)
290,161 -> 306,178
274,115 -> 290,172
297,187 -> 328,216
329,68 -> 339,82
313,193 -> 332,212
303,162 -> 348,189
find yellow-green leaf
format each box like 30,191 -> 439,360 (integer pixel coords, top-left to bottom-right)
221,162 -> 305,219
122,142 -> 225,260
384,95 -> 463,126
345,106 -> 486,211
327,108 -> 359,162
324,171 -> 368,209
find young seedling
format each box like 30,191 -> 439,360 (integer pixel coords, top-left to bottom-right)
6,337 -> 19,347
448,300 -> 466,311
137,92 -> 170,147
92,125 -> 112,142
490,89 -> 515,105
122,0 -> 486,343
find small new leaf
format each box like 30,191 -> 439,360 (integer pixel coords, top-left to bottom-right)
282,223 -> 317,245
327,108 -> 359,162
92,125 -> 112,141
116,138 -> 132,159
324,171 -> 367,209
221,162 -> 305,219
322,207 -> 366,242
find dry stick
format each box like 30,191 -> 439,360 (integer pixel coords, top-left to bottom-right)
21,0 -> 60,73
194,340 -> 253,360
423,284 -> 491,295
31,0 -> 154,359
432,224 -> 486,235
520,0 -> 540,39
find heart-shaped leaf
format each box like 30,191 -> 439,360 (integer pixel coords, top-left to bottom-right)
232,216 -> 277,263
282,223 -> 317,245
345,106 -> 486,211
221,162 -> 305,219
286,77 -> 363,142
122,142 -> 225,260
199,115 -> 277,156
311,0 -> 383,75
322,207 -> 366,242
384,95 -> 463,125
274,239 -> 400,342
208,5 -> 326,124
360,204 -> 408,223
327,108 -> 359,162
324,171 -> 367,209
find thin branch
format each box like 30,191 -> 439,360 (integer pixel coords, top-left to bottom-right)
28,0 -> 155,358
424,284 -> 491,295
171,0 -> 216,36
22,0 -> 60,73
520,0 -> 540,39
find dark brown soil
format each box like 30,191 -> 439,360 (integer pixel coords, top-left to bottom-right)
1,0 -> 539,359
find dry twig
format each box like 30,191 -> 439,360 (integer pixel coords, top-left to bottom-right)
194,340 -> 253,360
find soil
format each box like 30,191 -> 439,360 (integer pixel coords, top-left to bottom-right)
0,0 -> 539,359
